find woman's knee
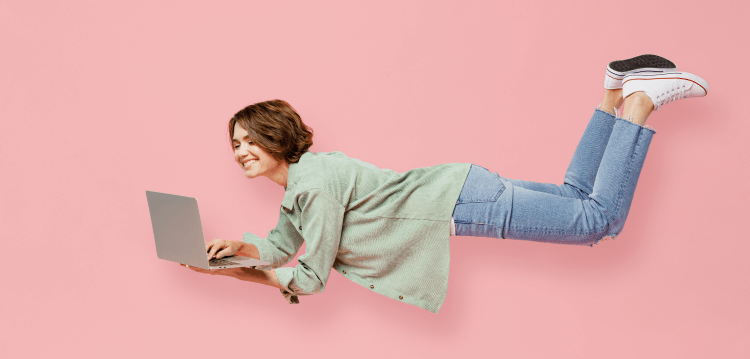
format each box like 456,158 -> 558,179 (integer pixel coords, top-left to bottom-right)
570,229 -> 611,246
577,200 -> 625,243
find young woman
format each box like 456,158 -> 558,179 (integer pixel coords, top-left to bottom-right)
184,54 -> 709,313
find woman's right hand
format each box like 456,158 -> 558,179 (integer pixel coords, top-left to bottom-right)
205,239 -> 243,260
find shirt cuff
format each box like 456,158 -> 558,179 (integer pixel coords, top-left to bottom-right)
241,232 -> 276,270
274,267 -> 299,304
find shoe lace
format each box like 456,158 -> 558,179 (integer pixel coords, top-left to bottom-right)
656,84 -> 688,107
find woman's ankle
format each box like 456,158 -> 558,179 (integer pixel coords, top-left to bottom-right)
599,88 -> 624,114
597,102 -> 617,115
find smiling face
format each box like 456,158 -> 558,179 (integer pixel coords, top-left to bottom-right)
232,123 -> 285,180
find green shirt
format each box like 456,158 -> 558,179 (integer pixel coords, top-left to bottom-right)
242,151 -> 471,313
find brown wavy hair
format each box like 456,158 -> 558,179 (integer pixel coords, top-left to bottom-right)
228,100 -> 314,164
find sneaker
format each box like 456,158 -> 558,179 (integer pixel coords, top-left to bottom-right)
604,54 -> 677,89
622,71 -> 709,111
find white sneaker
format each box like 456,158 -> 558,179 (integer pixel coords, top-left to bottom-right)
604,54 -> 677,89
622,71 -> 709,111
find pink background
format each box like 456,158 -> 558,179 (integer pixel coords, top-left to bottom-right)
2,1 -> 748,357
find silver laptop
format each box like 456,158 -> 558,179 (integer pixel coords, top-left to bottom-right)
146,191 -> 270,270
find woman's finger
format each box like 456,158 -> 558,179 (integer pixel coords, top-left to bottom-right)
205,239 -> 222,252
206,243 -> 216,257
207,240 -> 225,258
215,247 -> 232,259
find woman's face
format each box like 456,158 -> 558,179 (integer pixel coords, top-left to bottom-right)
232,123 -> 284,180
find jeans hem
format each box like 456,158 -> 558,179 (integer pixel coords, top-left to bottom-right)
614,117 -> 657,134
595,105 -> 617,117
597,104 -> 657,133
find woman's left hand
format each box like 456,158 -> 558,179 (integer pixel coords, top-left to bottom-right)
180,263 -> 234,277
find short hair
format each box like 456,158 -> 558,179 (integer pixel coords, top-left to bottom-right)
228,100 -> 314,164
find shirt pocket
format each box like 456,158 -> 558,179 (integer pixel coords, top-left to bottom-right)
456,164 -> 506,204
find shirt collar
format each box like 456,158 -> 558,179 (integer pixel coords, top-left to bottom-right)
280,151 -> 310,212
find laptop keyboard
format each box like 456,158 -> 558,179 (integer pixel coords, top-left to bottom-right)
209,258 -> 240,266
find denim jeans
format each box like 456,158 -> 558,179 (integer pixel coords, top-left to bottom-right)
451,108 -> 655,247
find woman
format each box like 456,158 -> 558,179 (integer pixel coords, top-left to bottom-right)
185,54 -> 709,313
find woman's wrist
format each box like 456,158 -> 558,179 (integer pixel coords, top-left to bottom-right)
224,267 -> 243,279
228,267 -> 283,290
238,242 -> 260,260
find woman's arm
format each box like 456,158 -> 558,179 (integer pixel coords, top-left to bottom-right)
205,239 -> 260,260
237,242 -> 260,260
241,211 -> 305,269
273,189 -> 345,297
183,264 -> 283,290
227,267 -> 283,289
197,238 -> 287,291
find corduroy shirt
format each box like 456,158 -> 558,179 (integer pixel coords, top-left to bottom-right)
242,151 -> 471,313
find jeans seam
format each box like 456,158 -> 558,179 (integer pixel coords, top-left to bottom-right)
505,228 -> 604,246
455,222 -> 503,238
610,121 -> 645,233
455,183 -> 505,204
508,226 -> 607,236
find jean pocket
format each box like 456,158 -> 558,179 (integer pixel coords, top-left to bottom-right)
456,164 -> 506,204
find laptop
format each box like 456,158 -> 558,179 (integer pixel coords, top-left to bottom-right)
145,191 -> 271,270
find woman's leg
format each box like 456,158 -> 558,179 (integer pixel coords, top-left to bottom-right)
503,55 -> 672,200
503,89 -> 625,201
453,70 -> 708,246
453,95 -> 656,246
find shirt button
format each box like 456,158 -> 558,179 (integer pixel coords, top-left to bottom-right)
342,270 -> 346,274
399,296 -> 403,300
370,285 -> 374,289
298,226 -> 302,230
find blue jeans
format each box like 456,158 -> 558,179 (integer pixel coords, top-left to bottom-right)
451,108 -> 656,247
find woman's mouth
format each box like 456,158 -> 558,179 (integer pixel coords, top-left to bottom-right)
243,159 -> 258,168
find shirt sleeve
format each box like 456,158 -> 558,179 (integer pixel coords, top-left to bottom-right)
273,189 -> 345,303
241,208 -> 305,271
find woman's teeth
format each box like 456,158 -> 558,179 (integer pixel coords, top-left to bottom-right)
243,159 -> 258,168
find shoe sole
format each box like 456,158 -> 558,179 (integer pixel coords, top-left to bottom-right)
623,72 -> 710,95
606,54 -> 677,80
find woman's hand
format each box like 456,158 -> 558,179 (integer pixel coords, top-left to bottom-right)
180,263 -> 236,277
205,239 -> 243,260
179,263 -> 281,290
181,263 -> 213,275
